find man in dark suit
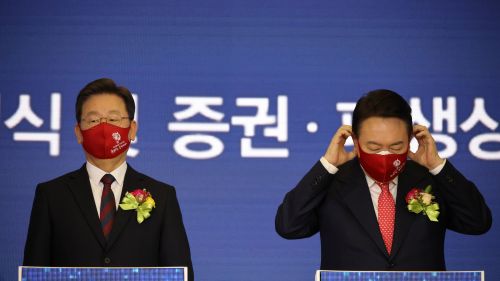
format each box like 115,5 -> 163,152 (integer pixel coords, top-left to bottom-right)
24,78 -> 194,280
275,89 -> 491,270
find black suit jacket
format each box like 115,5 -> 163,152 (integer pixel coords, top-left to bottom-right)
23,164 -> 194,281
275,158 -> 491,270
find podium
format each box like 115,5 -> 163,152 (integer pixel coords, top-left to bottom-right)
19,266 -> 187,281
315,270 -> 484,281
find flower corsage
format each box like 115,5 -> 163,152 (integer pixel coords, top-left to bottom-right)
406,185 -> 440,222
119,189 -> 155,223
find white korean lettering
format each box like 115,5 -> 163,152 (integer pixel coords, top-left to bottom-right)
460,98 -> 498,132
4,94 -> 44,128
335,102 -> 356,126
433,97 -> 456,133
469,133 -> 500,160
168,96 -> 228,159
173,97 -> 224,121
410,97 -> 431,128
231,96 -> 289,158
5,93 -> 61,156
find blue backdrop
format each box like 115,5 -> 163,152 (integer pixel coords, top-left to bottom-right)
1,1 -> 499,281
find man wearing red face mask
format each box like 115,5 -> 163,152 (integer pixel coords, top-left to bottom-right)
23,78 -> 194,280
275,89 -> 491,270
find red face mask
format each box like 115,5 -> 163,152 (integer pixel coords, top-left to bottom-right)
357,144 -> 408,183
80,123 -> 131,159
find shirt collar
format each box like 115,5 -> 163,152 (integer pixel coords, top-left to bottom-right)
365,173 -> 398,188
359,165 -> 398,188
86,161 -> 128,187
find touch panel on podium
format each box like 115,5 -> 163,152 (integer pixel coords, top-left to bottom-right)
19,266 -> 187,281
315,270 -> 484,281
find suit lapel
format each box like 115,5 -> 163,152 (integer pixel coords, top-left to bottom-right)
337,159 -> 389,258
390,161 -> 426,259
106,165 -> 143,250
67,165 -> 107,249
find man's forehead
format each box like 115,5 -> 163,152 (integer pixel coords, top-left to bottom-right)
81,94 -> 126,111
358,117 -> 409,133
357,120 -> 409,143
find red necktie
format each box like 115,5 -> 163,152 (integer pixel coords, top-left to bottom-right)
377,181 -> 395,254
100,174 -> 116,240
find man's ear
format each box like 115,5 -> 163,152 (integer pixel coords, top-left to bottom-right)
74,124 -> 83,144
128,120 -> 137,141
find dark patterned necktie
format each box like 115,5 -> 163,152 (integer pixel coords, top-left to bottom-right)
377,181 -> 395,255
100,174 -> 116,240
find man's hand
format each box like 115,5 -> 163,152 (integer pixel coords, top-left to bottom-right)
408,125 -> 445,170
323,125 -> 357,167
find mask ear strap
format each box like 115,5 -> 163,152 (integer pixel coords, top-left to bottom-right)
354,140 -> 363,155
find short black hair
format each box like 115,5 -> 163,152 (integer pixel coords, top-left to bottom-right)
75,78 -> 135,123
352,89 -> 412,138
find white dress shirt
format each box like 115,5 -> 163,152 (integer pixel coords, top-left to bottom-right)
320,156 -> 446,219
86,161 -> 127,216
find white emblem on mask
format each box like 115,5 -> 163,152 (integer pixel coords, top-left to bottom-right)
112,132 -> 121,142
393,159 -> 401,167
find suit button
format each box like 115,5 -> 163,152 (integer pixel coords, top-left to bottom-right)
104,257 -> 111,264
387,263 -> 395,269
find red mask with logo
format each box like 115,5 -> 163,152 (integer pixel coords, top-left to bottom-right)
80,123 -> 131,159
357,144 -> 408,183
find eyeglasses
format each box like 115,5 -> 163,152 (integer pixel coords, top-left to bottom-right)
81,113 -> 130,128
